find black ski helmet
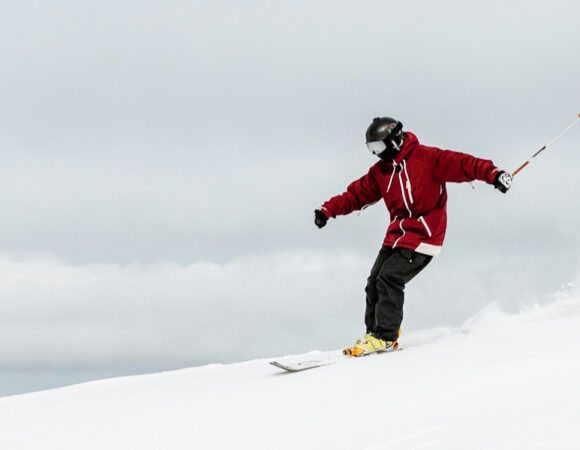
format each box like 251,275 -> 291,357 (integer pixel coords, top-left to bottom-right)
365,117 -> 404,161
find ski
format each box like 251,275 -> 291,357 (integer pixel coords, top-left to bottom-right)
270,354 -> 342,372
270,347 -> 402,373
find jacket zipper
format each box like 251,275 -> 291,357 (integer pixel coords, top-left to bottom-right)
393,159 -> 412,249
397,169 -> 412,218
402,160 -> 414,204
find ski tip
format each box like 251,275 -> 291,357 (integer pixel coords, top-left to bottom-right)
270,361 -> 289,371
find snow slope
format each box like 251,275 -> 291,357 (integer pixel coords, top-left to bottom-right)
1,295 -> 580,450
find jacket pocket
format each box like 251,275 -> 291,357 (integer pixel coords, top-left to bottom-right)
418,216 -> 432,237
396,247 -> 427,265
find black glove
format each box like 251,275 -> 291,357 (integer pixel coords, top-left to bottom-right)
493,171 -> 512,193
314,209 -> 329,228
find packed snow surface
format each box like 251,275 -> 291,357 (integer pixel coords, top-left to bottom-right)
2,296 -> 580,449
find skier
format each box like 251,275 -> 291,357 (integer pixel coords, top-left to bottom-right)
315,117 -> 512,356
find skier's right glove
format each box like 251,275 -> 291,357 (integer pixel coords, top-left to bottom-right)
493,171 -> 512,194
314,209 -> 329,228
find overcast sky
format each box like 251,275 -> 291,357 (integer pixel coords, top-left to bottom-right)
1,0 -> 579,396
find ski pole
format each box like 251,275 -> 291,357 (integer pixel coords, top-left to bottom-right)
512,113 -> 580,177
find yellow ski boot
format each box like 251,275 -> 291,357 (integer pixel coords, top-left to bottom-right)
343,331 -> 399,357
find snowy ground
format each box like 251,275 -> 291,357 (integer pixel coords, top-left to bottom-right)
1,295 -> 580,450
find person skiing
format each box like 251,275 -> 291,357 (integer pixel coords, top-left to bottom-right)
314,117 -> 512,357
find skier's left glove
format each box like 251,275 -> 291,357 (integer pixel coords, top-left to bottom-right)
314,209 -> 329,228
493,171 -> 512,194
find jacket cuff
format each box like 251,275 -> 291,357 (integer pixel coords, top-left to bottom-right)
319,205 -> 333,218
488,167 -> 502,184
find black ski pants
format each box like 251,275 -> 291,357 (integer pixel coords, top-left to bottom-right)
365,246 -> 432,341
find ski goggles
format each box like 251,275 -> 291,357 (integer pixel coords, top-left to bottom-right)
366,140 -> 388,155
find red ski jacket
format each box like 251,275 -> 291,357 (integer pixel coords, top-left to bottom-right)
320,132 -> 500,256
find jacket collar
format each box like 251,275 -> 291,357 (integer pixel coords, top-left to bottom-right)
393,132 -> 418,165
